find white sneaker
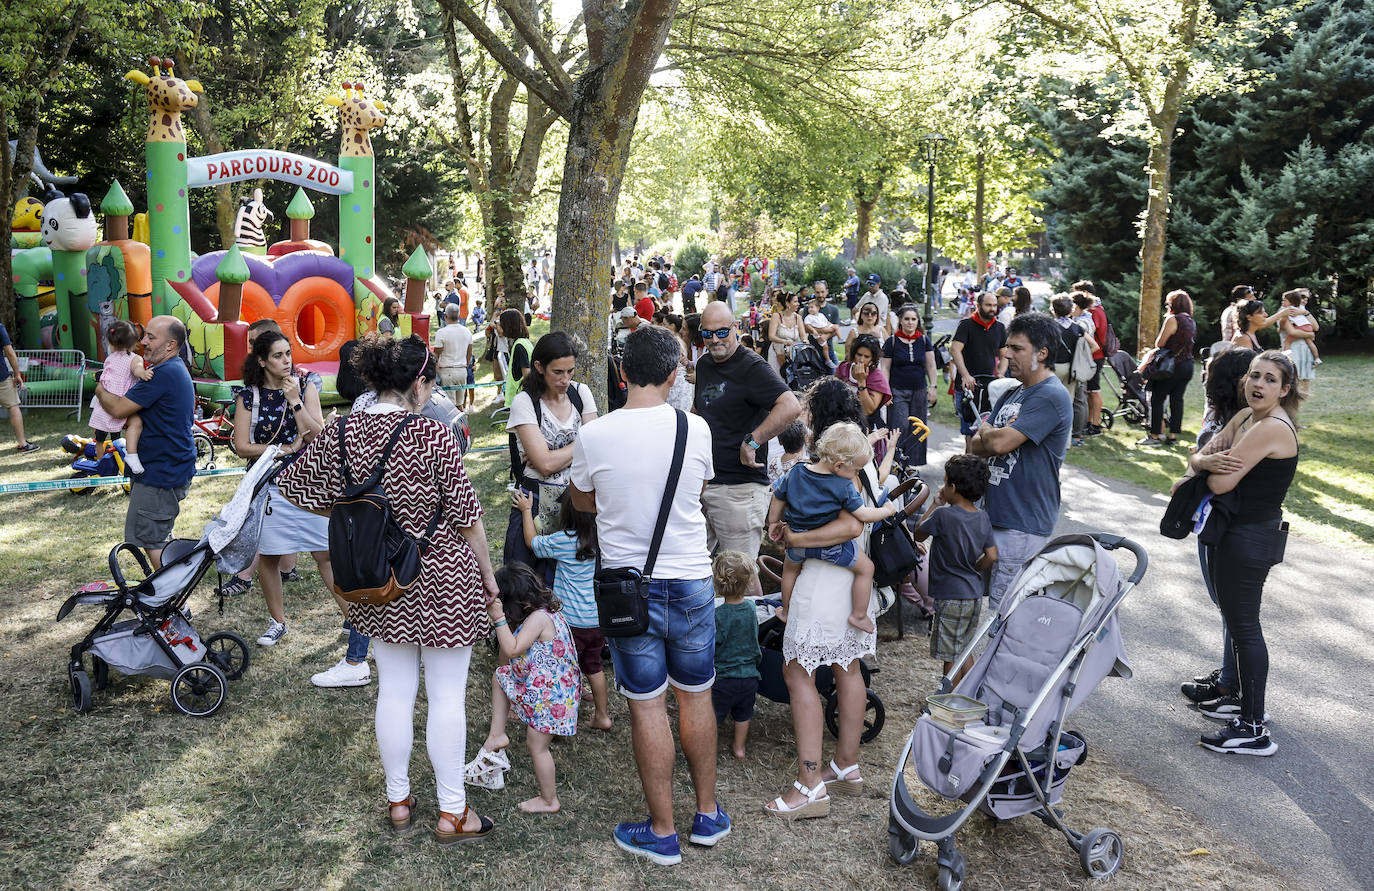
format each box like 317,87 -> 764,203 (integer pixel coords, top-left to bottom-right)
311,658 -> 371,688
256,620 -> 287,647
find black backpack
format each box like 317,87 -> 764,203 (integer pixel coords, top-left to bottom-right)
1054,322 -> 1083,366
508,384 -> 585,484
329,414 -> 442,606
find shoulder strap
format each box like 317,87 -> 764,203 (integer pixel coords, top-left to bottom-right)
643,410 -> 688,579
365,414 -> 414,486
337,413 -> 352,486
567,383 -> 584,415
857,466 -> 878,505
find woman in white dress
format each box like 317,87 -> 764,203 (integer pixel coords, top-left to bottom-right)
767,291 -> 803,374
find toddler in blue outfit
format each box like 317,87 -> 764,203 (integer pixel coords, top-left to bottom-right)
767,421 -> 899,633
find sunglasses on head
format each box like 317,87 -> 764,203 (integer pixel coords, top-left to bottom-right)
700,327 -> 734,340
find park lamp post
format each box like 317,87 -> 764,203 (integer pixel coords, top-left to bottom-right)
920,133 -> 946,333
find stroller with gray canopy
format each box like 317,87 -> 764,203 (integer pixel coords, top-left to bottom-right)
887,533 -> 1147,890
56,453 -> 288,717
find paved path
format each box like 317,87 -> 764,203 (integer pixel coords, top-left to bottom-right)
917,419 -> 1374,891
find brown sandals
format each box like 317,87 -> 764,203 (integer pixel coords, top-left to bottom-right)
435,805 -> 495,845
388,795 -> 417,834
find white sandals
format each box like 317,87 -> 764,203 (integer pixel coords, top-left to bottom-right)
826,760 -> 864,796
463,747 -> 511,790
765,780 -> 830,821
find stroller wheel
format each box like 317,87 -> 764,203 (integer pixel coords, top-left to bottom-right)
205,632 -> 251,680
69,665 -> 92,714
1099,409 -> 1114,431
1078,827 -> 1124,878
170,662 -> 228,717
91,655 -> 109,691
824,688 -> 886,743
1125,404 -> 1146,425
937,850 -> 966,891
887,821 -> 921,865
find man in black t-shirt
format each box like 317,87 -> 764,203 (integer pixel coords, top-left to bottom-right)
693,302 -> 801,558
950,291 -> 1007,445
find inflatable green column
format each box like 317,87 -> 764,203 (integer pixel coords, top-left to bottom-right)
327,82 -> 387,299
125,59 -> 203,317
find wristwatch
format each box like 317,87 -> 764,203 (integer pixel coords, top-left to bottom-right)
291,402 -> 304,413
745,434 -> 761,450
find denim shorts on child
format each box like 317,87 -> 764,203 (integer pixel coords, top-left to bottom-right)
606,576 -> 716,700
931,598 -> 982,662
712,676 -> 759,722
785,539 -> 858,569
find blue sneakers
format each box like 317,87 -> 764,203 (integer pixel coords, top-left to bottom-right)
689,804 -> 731,846
614,819 -> 682,865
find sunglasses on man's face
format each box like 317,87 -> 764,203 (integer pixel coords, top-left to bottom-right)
701,327 -> 734,340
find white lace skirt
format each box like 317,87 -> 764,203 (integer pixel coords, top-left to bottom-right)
781,557 -> 878,674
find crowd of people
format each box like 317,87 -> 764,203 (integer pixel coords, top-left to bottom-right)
48,243 -> 1306,862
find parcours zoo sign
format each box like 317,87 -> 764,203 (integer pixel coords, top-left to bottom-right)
186,149 -> 355,195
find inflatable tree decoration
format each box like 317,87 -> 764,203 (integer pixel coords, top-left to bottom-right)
286,187 -> 315,242
402,244 -> 433,314
101,180 -> 134,241
326,81 -> 386,287
215,244 -> 251,324
125,57 -> 203,315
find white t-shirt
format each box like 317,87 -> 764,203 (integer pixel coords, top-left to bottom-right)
804,311 -> 830,333
997,303 -> 1015,329
433,323 -> 472,369
507,383 -> 596,484
570,403 -> 713,580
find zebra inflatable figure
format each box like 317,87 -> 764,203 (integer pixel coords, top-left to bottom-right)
233,187 -> 274,254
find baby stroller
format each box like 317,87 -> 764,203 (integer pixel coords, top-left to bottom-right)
749,574 -> 886,744
887,533 -> 1147,890
785,338 -> 831,392
1100,350 -> 1149,430
56,454 -> 288,717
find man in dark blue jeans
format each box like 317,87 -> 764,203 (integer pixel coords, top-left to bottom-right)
94,315 -> 196,568
570,325 -> 728,866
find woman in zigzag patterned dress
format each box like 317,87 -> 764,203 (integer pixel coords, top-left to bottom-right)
279,334 -> 500,844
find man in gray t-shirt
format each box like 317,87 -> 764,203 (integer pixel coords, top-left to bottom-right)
969,312 -> 1072,609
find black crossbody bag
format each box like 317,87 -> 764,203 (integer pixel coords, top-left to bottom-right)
594,409 -> 688,638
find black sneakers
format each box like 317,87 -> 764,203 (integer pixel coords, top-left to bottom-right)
1181,678 -> 1226,703
1198,694 -> 1270,723
1200,718 -> 1277,756
1191,668 -> 1221,685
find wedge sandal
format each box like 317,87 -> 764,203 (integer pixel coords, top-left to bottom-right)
387,795 -> 417,834
435,805 -> 494,845
825,760 -> 864,796
764,780 -> 829,821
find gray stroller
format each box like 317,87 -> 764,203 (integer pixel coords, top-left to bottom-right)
56,454 -> 287,717
887,533 -> 1147,890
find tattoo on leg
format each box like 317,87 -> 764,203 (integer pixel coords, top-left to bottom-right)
802,760 -> 817,772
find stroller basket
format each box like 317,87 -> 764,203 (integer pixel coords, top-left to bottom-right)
981,729 -> 1086,820
90,614 -> 204,681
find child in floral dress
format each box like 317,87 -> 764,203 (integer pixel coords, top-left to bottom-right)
467,563 -> 580,813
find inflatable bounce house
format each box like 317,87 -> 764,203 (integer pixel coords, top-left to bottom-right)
8,58 -> 433,399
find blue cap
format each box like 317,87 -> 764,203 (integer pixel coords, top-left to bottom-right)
866,273 -> 882,285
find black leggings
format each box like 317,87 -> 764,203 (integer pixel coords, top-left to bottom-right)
1149,358 -> 1194,435
1207,522 -> 1278,725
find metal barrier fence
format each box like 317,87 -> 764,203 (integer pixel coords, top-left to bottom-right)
15,350 -> 88,422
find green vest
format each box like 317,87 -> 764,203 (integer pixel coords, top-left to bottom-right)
504,337 -> 534,408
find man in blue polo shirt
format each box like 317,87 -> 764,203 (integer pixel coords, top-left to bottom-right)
94,315 -> 197,567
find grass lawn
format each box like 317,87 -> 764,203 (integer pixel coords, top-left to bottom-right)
927,350 -> 1374,559
0,330 -> 1318,890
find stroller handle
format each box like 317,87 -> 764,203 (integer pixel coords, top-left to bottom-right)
1088,533 -> 1148,585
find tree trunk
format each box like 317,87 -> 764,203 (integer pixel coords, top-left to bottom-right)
0,108 -> 14,332
854,193 -> 877,259
1137,132 -> 1174,354
973,151 -> 987,278
550,0 -> 680,413
489,191 -> 526,310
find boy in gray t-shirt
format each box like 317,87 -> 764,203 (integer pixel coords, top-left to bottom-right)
914,455 -> 998,686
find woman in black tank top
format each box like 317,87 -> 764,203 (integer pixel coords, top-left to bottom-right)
1181,350 -> 1301,757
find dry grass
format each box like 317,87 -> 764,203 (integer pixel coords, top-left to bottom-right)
0,393 -> 1304,890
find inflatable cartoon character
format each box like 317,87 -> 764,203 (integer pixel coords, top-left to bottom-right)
11,196 -> 45,248
41,193 -> 98,251
233,187 -> 274,255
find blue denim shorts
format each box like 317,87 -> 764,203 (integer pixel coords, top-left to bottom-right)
606,577 -> 716,700
785,540 -> 858,569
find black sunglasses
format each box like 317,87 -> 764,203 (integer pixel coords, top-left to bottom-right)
700,327 -> 734,340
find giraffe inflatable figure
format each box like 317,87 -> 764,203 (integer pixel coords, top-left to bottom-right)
326,82 -> 387,158
124,57 -> 202,142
